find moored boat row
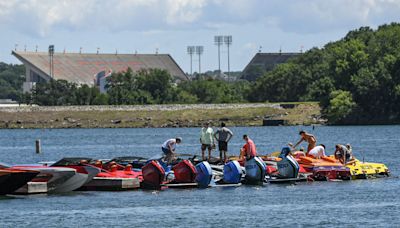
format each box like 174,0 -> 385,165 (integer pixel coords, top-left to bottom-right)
0,148 -> 390,196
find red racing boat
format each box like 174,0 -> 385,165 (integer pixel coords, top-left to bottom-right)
79,159 -> 142,191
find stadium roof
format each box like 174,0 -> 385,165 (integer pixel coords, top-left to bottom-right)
12,51 -> 188,84
242,52 -> 301,81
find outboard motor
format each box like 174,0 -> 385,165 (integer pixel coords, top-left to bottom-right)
277,147 -> 300,178
172,160 -> 197,183
245,157 -> 266,184
142,160 -> 165,189
223,161 -> 242,184
195,161 -> 212,188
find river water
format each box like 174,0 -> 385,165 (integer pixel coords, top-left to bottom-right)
0,126 -> 399,227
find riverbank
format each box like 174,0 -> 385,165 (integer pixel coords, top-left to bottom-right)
0,102 -> 322,129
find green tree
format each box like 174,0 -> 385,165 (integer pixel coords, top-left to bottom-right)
135,69 -> 174,103
325,90 -> 356,123
0,63 -> 25,100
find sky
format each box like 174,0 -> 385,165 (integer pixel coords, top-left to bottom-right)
1,0 -> 400,73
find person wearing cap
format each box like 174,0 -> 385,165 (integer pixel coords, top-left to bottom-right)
161,137 -> 182,164
240,135 -> 257,161
200,122 -> 215,161
214,122 -> 233,163
334,144 -> 354,164
293,130 -> 317,152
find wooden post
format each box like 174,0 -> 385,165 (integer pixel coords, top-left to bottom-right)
35,139 -> 41,154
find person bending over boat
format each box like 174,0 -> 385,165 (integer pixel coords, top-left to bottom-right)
307,144 -> 326,159
334,144 -> 354,164
214,122 -> 233,164
293,130 -> 317,152
240,135 -> 257,162
200,122 -> 215,161
161,137 -> 182,164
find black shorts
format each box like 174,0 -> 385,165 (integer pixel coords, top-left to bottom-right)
201,144 -> 212,151
218,141 -> 228,151
336,152 -> 351,160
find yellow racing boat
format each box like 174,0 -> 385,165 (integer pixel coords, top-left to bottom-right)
329,155 -> 390,179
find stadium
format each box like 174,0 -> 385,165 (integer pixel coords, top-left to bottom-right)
12,50 -> 188,93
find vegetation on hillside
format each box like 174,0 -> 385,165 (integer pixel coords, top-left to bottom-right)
0,63 -> 25,100
249,23 -> 400,124
19,68 -> 250,106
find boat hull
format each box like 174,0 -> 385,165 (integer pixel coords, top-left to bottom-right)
327,156 -> 390,179
0,169 -> 39,195
79,177 -> 140,191
12,166 -> 83,193
298,156 -> 351,181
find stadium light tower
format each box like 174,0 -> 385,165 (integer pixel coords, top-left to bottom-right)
187,46 -> 195,75
48,45 -> 55,78
214,35 -> 223,74
195,46 -> 204,74
224,35 -> 232,81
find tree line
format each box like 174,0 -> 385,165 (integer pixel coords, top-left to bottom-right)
248,23 -> 400,124
0,63 -> 25,100
18,68 -> 250,106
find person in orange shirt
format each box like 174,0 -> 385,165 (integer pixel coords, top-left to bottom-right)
293,130 -> 317,152
240,135 -> 257,161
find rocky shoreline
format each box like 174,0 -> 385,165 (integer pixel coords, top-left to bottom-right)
0,103 -> 322,129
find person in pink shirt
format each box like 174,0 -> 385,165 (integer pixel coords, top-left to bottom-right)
240,135 -> 257,161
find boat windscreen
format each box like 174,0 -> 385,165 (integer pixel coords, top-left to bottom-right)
51,157 -> 92,166
0,162 -> 11,168
111,156 -> 148,163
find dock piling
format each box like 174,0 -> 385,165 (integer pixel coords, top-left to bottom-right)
35,139 -> 41,154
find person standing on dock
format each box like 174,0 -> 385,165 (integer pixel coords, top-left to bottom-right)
214,122 -> 233,164
240,135 -> 257,161
200,122 -> 215,161
293,130 -> 317,152
161,137 -> 182,164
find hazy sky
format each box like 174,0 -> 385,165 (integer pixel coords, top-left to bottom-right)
1,0 -> 399,72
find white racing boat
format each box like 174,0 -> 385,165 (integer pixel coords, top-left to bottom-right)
1,161 -> 95,194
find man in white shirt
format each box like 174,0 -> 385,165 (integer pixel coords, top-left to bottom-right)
200,122 -> 214,161
308,144 -> 326,159
161,137 -> 182,163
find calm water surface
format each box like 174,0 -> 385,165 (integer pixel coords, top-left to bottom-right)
0,126 -> 399,227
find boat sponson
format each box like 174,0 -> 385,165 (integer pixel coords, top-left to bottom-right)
0,169 -> 39,195
79,177 -> 140,191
